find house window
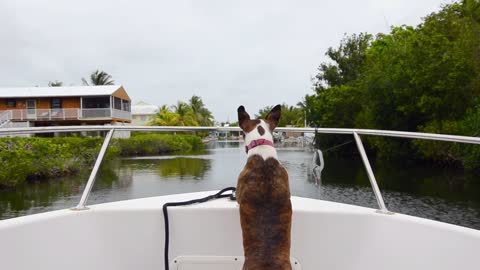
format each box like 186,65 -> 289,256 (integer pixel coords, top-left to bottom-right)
122,101 -> 131,111
83,97 -> 110,108
51,98 -> 62,109
140,115 -> 147,121
113,97 -> 122,110
6,99 -> 16,108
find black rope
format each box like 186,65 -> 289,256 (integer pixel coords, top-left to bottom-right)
323,140 -> 353,153
162,187 -> 237,270
312,126 -> 355,153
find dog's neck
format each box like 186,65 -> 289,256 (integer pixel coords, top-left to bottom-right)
244,120 -> 278,160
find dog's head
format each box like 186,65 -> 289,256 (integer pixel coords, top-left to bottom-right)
237,105 -> 281,145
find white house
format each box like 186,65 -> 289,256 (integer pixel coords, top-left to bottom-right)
131,101 -> 159,125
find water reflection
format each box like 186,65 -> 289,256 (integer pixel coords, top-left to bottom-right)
122,158 -> 211,179
374,161 -> 480,203
0,166 -> 120,219
304,153 -> 480,208
206,140 -> 242,149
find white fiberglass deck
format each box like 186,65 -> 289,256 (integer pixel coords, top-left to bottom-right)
1,191 -> 479,270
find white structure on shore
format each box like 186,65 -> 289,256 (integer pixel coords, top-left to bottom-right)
131,101 -> 159,125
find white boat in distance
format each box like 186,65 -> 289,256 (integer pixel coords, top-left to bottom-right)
0,126 -> 479,270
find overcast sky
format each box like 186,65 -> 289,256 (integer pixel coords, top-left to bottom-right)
1,0 -> 451,122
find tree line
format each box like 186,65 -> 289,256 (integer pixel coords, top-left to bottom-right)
251,1 -> 479,169
302,0 -> 480,168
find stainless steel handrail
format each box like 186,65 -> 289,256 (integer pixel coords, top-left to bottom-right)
2,126 -> 480,144
73,129 -> 115,210
1,125 -> 479,212
353,132 -> 389,213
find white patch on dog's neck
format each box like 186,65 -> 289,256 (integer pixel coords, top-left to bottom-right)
245,120 -> 278,160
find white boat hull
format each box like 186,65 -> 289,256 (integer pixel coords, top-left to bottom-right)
0,191 -> 479,270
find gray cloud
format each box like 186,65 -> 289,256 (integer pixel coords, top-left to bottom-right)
0,0 -> 449,122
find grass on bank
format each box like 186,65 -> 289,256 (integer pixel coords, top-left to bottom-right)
0,134 -> 204,188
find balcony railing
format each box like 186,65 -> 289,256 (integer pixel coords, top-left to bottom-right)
112,109 -> 131,119
2,108 -> 131,121
81,108 -> 111,118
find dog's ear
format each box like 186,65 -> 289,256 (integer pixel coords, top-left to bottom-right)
237,105 -> 251,131
265,104 -> 281,131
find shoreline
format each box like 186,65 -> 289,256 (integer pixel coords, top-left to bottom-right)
0,134 -> 204,189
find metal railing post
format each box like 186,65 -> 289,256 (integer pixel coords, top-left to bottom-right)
72,129 -> 115,210
352,132 -> 390,214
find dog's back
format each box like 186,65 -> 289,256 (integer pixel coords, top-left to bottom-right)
237,155 -> 292,270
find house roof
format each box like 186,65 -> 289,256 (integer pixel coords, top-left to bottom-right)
131,101 -> 159,115
0,85 -> 129,99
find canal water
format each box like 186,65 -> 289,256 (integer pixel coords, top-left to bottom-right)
1,141 -> 480,230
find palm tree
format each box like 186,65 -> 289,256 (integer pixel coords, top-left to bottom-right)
172,102 -> 198,126
48,81 -> 63,87
189,95 -> 204,115
149,105 -> 180,126
189,95 -> 214,126
159,105 -> 171,114
150,98 -> 216,127
82,70 -> 115,86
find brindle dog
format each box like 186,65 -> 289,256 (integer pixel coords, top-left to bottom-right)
236,105 -> 292,270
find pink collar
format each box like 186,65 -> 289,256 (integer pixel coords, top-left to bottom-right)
245,139 -> 274,153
